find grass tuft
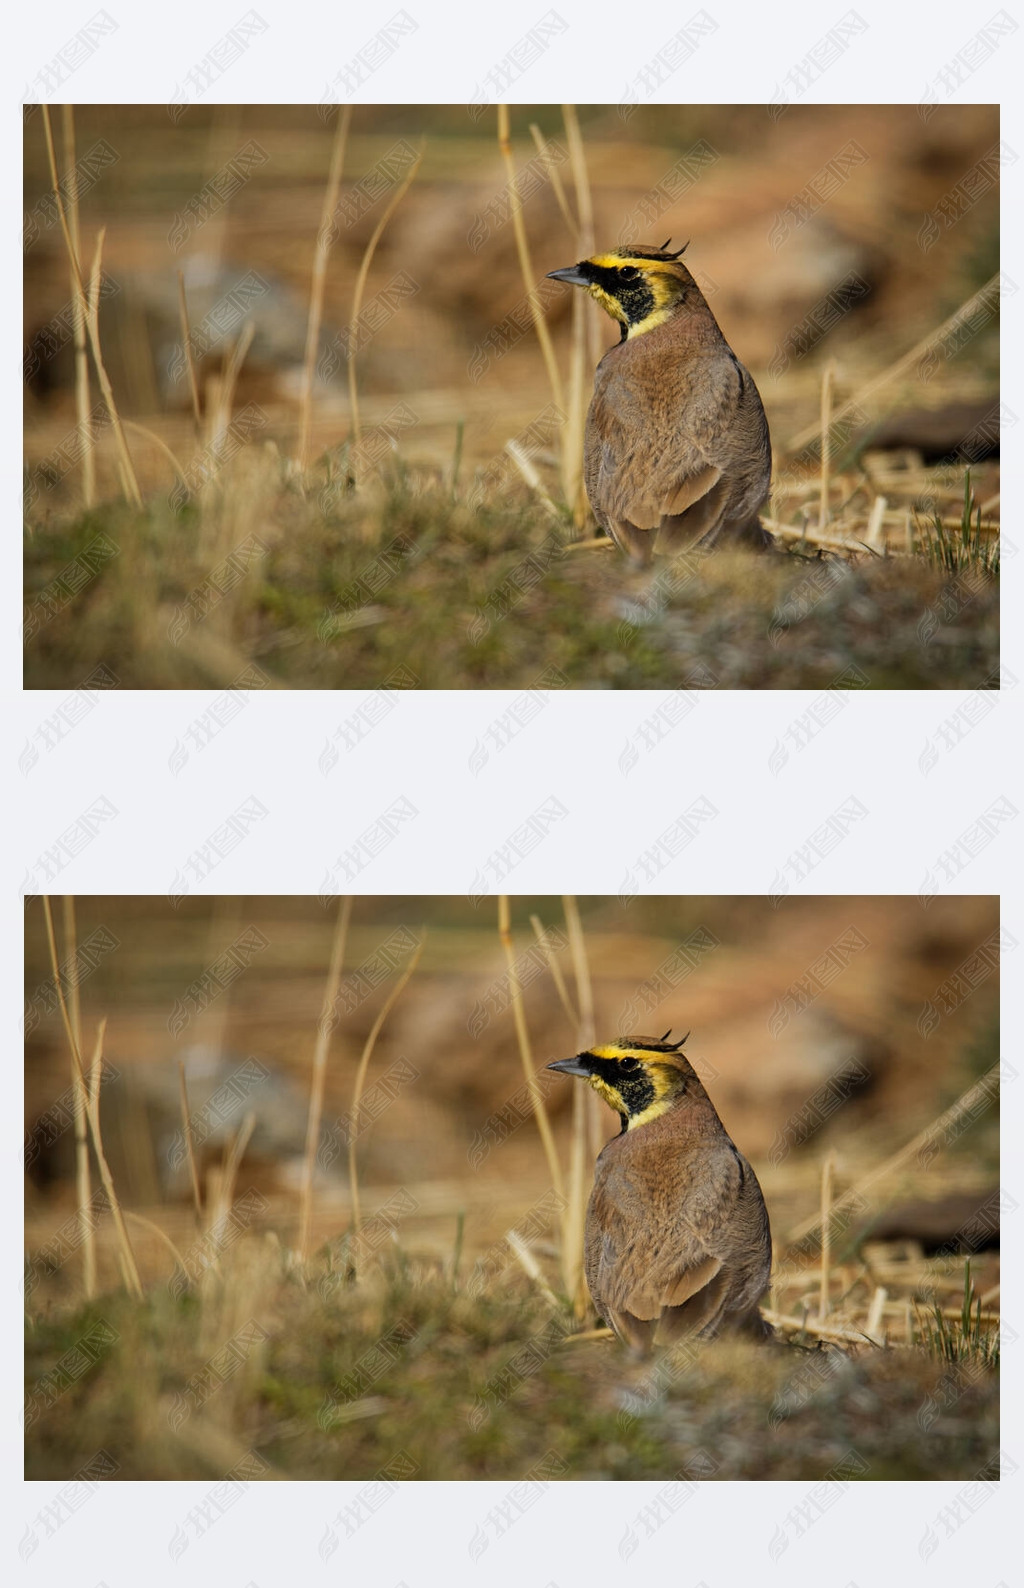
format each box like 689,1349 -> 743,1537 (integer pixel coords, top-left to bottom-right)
917,1261 -> 1000,1369
915,471 -> 1000,576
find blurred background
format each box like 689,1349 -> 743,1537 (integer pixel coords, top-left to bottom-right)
25,893 -> 1000,1281
24,893 -> 1001,1480
25,103 -> 999,496
24,105 -> 1001,690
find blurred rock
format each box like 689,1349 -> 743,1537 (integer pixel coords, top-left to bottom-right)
25,254 -> 338,416
859,1192 -> 1000,1254
859,400 -> 1000,462
25,1045 -> 321,1204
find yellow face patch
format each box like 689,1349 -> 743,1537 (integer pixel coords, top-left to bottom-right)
623,1094 -> 675,1130
579,257 -> 684,339
585,1071 -> 632,1115
580,282 -> 630,327
587,254 -> 677,274
585,1046 -> 681,1129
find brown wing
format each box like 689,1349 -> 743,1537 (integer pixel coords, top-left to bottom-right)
584,388 -> 722,534
585,1145 -> 766,1326
584,1160 -> 718,1323
584,346 -> 770,557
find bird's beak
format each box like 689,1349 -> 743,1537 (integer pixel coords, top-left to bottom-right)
546,265 -> 590,287
546,1055 -> 592,1076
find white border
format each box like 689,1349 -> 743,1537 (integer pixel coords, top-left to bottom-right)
8,2 -> 1020,1583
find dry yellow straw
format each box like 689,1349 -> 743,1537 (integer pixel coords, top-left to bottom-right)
506,1230 -> 561,1309
497,105 -> 564,414
298,896 -> 353,1263
298,105 -> 352,470
562,896 -> 599,1315
348,938 -> 426,1245
787,275 -> 1002,454
498,897 -> 564,1201
40,109 -> 142,508
347,141 -> 423,460
819,360 -> 835,529
528,913 -> 580,1029
561,106 -> 597,523
528,123 -> 579,242
786,1065 -> 1000,1247
176,270 -> 203,432
61,107 -> 95,507
42,897 -> 143,1298
818,1151 -> 835,1321
62,896 -> 96,1299
178,1058 -> 203,1218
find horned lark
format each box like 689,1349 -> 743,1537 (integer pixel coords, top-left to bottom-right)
547,243 -> 772,563
548,1032 -> 772,1352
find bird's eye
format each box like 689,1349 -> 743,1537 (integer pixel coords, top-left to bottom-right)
619,1056 -> 641,1072
619,266 -> 639,280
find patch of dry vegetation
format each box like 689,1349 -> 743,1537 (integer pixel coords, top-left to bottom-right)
25,1236 -> 999,1482
23,462 -> 998,690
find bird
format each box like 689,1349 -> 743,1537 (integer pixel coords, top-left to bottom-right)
546,242 -> 772,563
547,1031 -> 772,1352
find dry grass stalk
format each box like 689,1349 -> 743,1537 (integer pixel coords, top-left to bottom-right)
528,913 -> 580,1029
40,109 -> 142,509
785,1064 -> 1000,1247
562,106 -> 598,524
818,1150 -> 835,1321
60,106 -> 95,507
566,112 -> 600,377
298,105 -> 352,470
865,1285 -> 888,1344
818,359 -> 834,529
563,896 -> 600,1157
123,421 -> 190,490
347,140 -> 424,462
563,1094 -> 588,1316
42,897 -> 143,1299
564,536 -> 615,552
506,1230 -> 562,1309
123,1210 -> 190,1278
178,1059 -> 203,1218
349,937 -> 426,1246
298,896 -> 353,1263
865,494 -> 888,550
498,897 -> 565,1204
563,288 -> 587,526
787,273 -> 1001,454
218,1111 -> 256,1222
561,896 -> 599,1316
528,123 -> 579,241
211,323 -> 256,455
62,896 -> 96,1299
764,519 -> 893,556
176,271 -> 203,433
505,439 -> 562,521
84,1019 -> 143,1300
498,106 -> 564,418
762,1309 -> 891,1347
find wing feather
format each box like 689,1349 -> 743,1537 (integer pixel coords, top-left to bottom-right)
586,1148 -> 747,1323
